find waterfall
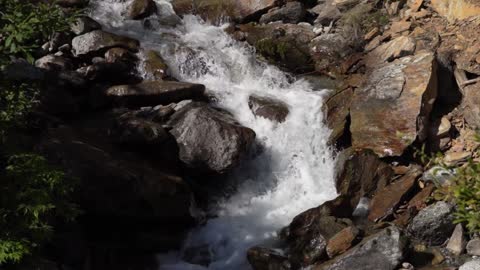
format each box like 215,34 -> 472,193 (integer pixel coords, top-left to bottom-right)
88,0 -> 338,269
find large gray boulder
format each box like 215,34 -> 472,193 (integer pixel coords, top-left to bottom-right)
72,30 -> 140,56
315,226 -> 406,270
168,102 -> 256,174
407,201 -> 455,246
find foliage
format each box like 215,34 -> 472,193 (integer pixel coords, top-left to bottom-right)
256,38 -> 290,61
0,0 -> 80,65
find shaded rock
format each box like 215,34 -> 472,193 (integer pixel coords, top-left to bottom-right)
259,2 -> 306,24
460,82 -> 480,129
125,0 -> 157,20
326,226 -> 361,258
105,80 -> 205,107
368,168 -> 421,222
311,2 -> 342,25
56,0 -> 88,7
183,245 -> 212,267
248,95 -> 289,123
113,112 -> 170,145
247,246 -> 291,270
70,16 -> 101,35
323,88 -> 353,145
287,208 -> 350,267
314,226 -> 406,270
240,22 -> 315,73
310,33 -> 354,73
364,36 -> 416,68
35,54 -> 73,71
466,238 -> 480,256
446,224 -> 466,256
104,47 -> 138,65
407,201 -> 455,245
3,59 -> 45,81
142,50 -> 169,80
335,149 -> 394,216
38,125 -> 193,249
168,102 -> 256,174
351,51 -> 437,157
460,260 -> 480,270
72,30 -> 140,57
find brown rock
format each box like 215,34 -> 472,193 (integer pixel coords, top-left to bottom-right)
326,226 -> 361,258
446,224 -> 466,256
247,247 -> 291,270
431,0 -> 480,20
364,36 -> 416,67
364,27 -> 379,41
408,0 -> 424,12
368,168 -> 422,222
390,21 -> 412,34
444,151 -> 471,166
125,0 -> 157,20
407,184 -> 434,210
351,51 -> 437,157
143,50 -> 169,80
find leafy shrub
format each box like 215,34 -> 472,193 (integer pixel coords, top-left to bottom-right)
0,0 -> 80,65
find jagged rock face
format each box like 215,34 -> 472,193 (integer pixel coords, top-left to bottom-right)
323,88 -> 353,145
431,0 -> 480,20
105,80 -> 206,107
168,102 -> 256,174
72,30 -> 140,56
407,201 -> 455,245
239,22 -> 315,73
259,2 -> 306,24
314,226 -> 406,270
248,95 -> 289,123
310,33 -> 354,73
364,36 -> 416,67
247,246 -> 291,270
350,51 -> 438,157
172,0 -> 278,22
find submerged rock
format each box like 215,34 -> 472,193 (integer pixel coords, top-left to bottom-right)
72,30 -> 140,56
350,51 -> 438,157
314,226 -> 406,270
248,95 -> 289,123
168,102 -> 256,174
105,80 -> 206,107
125,0 -> 157,20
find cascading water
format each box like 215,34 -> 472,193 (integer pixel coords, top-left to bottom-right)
89,1 -> 338,269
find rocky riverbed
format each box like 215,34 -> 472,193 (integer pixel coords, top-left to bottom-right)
5,0 -> 480,269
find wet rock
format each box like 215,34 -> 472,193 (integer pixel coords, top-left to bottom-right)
326,226 -> 361,258
460,259 -> 480,270
168,102 -> 256,174
248,95 -> 289,123
35,55 -> 73,71
287,208 -> 351,267
351,51 -> 437,157
335,149 -> 394,216
407,201 -> 455,245
105,80 -> 206,107
368,168 -> 421,222
259,2 -> 306,24
72,30 -> 140,57
142,50 -> 169,80
466,238 -> 480,256
446,224 -> 466,256
104,47 -> 138,64
314,226 -> 406,270
247,246 -> 291,270
310,33 -> 354,73
240,22 -> 315,73
70,16 -> 101,35
323,88 -> 353,146
364,36 -> 416,67
125,0 -> 157,20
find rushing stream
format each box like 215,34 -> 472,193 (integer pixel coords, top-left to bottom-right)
89,0 -> 337,269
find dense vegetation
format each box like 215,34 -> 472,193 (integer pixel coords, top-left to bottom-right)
0,0 -> 80,265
